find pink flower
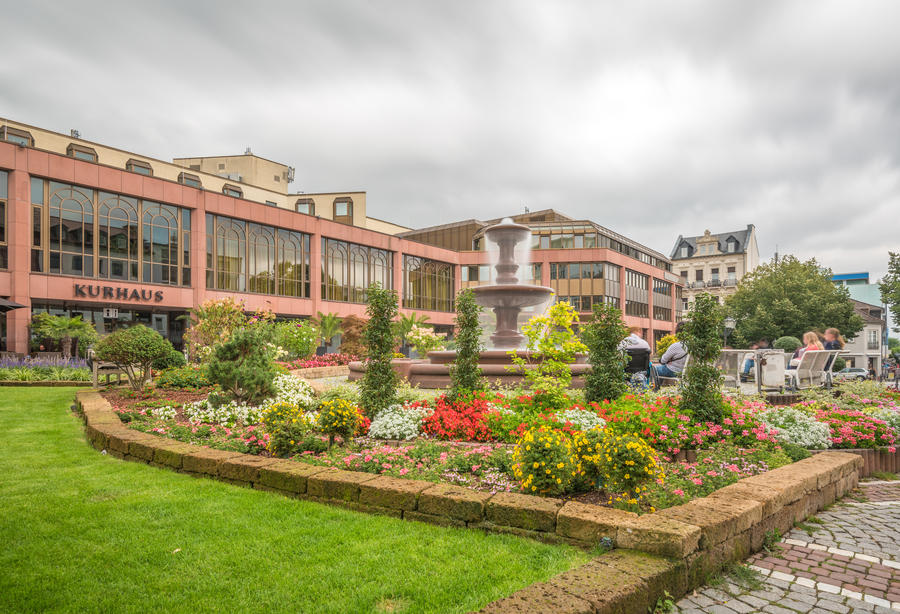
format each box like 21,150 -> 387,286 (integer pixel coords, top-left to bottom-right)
673,489 -> 684,496
691,478 -> 703,485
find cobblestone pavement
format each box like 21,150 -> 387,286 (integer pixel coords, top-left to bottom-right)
675,482 -> 900,613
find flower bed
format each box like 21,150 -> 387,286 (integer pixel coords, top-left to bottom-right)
0,356 -> 90,382
105,374 -> 900,513
287,353 -> 358,369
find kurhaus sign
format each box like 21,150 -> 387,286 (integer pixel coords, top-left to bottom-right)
74,284 -> 164,302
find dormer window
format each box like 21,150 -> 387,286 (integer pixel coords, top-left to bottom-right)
680,246 -> 689,258
1,126 -> 34,147
67,143 -> 98,162
222,184 -> 243,198
295,199 -> 315,215
727,239 -> 737,253
126,159 -> 153,176
177,172 -> 202,188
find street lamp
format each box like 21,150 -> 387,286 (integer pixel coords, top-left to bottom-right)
724,316 -> 736,346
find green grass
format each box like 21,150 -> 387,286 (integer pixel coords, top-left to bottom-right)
0,388 -> 589,614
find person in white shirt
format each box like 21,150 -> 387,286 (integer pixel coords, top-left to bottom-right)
655,322 -> 688,377
619,327 -> 650,352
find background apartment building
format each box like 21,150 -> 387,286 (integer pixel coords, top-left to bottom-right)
669,225 -> 759,311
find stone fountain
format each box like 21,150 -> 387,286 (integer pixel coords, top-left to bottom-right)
470,218 -> 554,349
348,218 -> 589,388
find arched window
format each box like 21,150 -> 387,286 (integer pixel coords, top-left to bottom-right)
215,218 -> 246,291
248,223 -> 276,294
321,238 -> 392,303
402,255 -> 455,311
142,202 -> 180,285
98,192 -> 138,280
48,182 -> 94,276
324,240 -> 349,301
277,230 -> 309,297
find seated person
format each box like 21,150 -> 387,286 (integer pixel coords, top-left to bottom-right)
655,322 -> 687,378
789,331 -> 823,368
619,327 -> 650,352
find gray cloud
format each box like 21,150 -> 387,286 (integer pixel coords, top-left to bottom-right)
2,0 -> 899,283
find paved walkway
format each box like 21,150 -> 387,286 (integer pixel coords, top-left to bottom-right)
675,482 -> 900,613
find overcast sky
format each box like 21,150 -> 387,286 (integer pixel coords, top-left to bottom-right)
2,0 -> 898,280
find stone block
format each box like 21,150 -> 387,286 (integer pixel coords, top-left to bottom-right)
152,442 -> 195,469
485,492 -> 563,533
556,501 -> 637,543
546,559 -> 649,613
182,448 -> 245,476
656,496 -> 762,549
307,469 -> 378,502
706,480 -> 784,518
600,549 -> 688,599
616,513 -> 701,558
476,580 -> 595,614
107,429 -> 143,455
128,438 -> 159,462
218,455 -> 279,484
358,476 -> 432,511
417,484 -> 493,523
258,460 -> 326,495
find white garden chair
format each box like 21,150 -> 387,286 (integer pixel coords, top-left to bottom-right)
785,350 -> 832,391
756,349 -> 786,394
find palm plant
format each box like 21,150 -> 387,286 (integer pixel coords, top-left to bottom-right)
311,312 -> 342,348
393,312 -> 430,350
31,313 -> 98,358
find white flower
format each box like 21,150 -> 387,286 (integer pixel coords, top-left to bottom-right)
760,407 -> 831,450
183,374 -> 315,426
368,403 -> 433,440
151,405 -> 177,421
556,408 -> 606,432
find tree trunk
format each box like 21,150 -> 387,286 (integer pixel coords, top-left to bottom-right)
61,336 -> 73,359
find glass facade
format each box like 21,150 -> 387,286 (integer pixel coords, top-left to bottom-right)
30,179 -> 191,285
403,256 -> 455,312
31,303 -> 187,349
205,214 -> 311,297
321,237 -> 392,303
652,278 -> 673,321
624,269 -> 649,318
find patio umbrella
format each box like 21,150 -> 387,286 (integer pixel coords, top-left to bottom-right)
0,298 -> 26,313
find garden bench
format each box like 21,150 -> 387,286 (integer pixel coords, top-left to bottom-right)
34,351 -> 62,360
784,349 -> 843,391
86,349 -> 126,388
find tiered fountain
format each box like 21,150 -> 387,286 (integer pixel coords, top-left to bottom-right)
349,218 -> 590,388
404,218 -> 590,388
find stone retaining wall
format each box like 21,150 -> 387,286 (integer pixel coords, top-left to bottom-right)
75,389 -> 862,614
289,365 -> 350,379
811,447 -> 899,478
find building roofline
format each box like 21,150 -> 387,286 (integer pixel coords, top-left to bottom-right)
173,153 -> 291,168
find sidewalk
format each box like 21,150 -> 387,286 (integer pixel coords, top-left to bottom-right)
676,482 -> 900,613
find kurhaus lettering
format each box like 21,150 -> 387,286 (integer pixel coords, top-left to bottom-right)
74,284 -> 163,303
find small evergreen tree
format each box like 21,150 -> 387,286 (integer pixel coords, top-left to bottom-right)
582,302 -> 629,403
94,324 -> 172,392
449,289 -> 484,398
359,283 -> 399,416
679,293 -> 725,424
207,326 -> 277,404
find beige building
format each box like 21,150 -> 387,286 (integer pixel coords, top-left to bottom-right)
670,225 -> 759,310
0,118 -> 410,234
843,299 -> 886,377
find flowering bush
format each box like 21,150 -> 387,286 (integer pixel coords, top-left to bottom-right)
262,401 -> 322,457
816,407 -> 897,450
593,431 -> 663,508
318,398 -> 364,446
422,393 -> 495,441
557,408 -> 606,432
367,402 -> 433,440
512,426 -> 580,495
290,353 -> 358,369
868,408 -> 900,432
183,398 -> 265,427
760,407 -> 831,449
150,405 -> 178,421
406,325 -> 447,357
155,364 -> 211,389
270,373 -> 316,411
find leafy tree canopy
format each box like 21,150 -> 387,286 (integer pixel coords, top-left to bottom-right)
725,255 -> 864,346
880,252 -> 900,334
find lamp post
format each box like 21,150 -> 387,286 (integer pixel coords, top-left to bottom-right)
724,316 -> 736,347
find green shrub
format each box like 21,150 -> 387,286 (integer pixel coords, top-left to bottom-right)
94,325 -> 173,392
831,356 -> 846,372
512,426 -> 579,496
317,398 -> 363,447
152,347 -> 186,371
680,294 -> 725,424
582,303 -> 629,403
317,383 -> 361,405
206,326 -> 277,404
155,364 -> 211,389
509,302 -> 587,410
773,336 -> 803,353
449,288 -> 484,398
261,401 -> 321,457
779,442 -> 812,462
359,283 -> 399,416
655,334 -> 677,357
273,320 -> 318,360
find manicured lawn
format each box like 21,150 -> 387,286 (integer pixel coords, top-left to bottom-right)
0,388 -> 588,614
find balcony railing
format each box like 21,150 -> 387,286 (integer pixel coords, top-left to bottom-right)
688,281 -> 706,288
868,342 -> 880,350
723,278 -> 737,287
707,279 -> 722,287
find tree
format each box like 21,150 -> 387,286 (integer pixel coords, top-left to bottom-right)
726,255 -> 864,345
680,293 -> 725,424
880,252 -> 900,333
94,325 -> 172,392
359,283 -> 399,416
31,313 -> 98,358
312,312 -> 342,348
339,315 -> 367,356
449,289 -> 484,398
182,297 -> 247,362
206,326 -> 277,404
393,312 -> 430,352
582,302 -> 629,403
